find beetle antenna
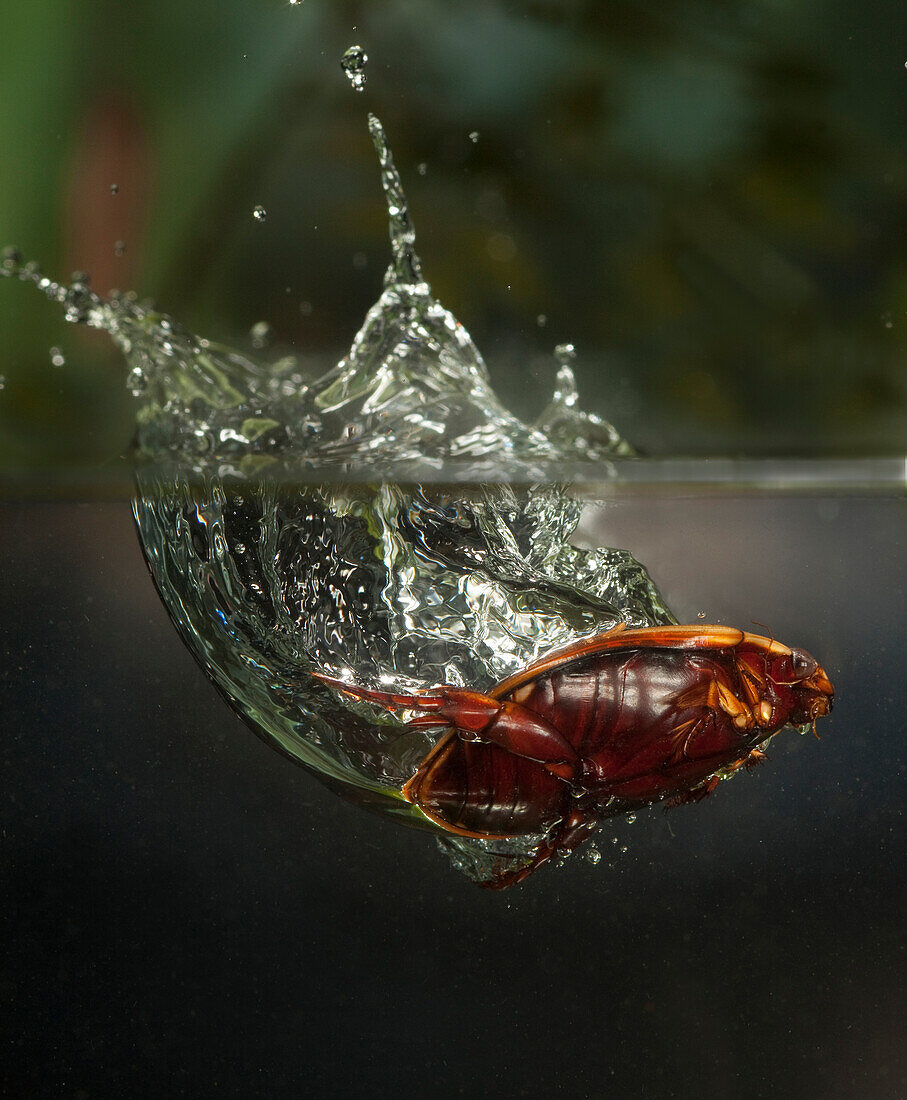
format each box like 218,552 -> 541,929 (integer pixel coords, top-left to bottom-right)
750,620 -> 775,646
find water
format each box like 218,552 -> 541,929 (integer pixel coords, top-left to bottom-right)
1,103 -> 675,885
2,21 -> 904,1100
0,90 -> 897,889
341,45 -> 368,93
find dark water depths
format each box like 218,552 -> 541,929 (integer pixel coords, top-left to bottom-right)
2,490 -> 903,1096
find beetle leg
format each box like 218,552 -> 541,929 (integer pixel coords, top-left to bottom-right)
673,679 -> 721,711
314,672 -> 582,777
311,673 -> 447,712
736,662 -> 764,707
754,700 -> 774,729
673,673 -> 753,730
745,748 -> 767,768
458,697 -> 583,778
720,746 -> 768,779
663,775 -> 720,809
480,804 -> 599,890
667,712 -> 712,763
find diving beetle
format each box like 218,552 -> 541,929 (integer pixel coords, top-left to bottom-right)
315,624 -> 834,888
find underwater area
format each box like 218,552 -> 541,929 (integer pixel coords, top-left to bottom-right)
1,2 -> 905,1097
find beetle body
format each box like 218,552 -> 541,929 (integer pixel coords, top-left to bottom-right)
316,624 -> 833,887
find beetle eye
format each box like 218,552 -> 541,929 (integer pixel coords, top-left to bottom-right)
790,649 -> 817,680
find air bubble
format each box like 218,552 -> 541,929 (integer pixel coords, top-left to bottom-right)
49,347 -> 65,367
110,183 -> 119,195
627,813 -> 636,824
253,205 -> 267,222
250,321 -> 272,349
554,343 -> 576,366
114,240 -> 126,256
1,246 -> 22,274
585,844 -> 602,866
468,130 -> 480,144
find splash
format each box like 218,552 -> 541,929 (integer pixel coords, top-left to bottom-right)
1,107 -> 671,884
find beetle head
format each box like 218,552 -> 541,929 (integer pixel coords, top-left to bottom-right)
767,646 -> 834,725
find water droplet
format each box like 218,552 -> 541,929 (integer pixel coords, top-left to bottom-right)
585,844 -> 602,866
253,205 -> 267,222
49,346 -> 65,367
110,183 -> 119,195
114,240 -> 126,257
250,321 -> 271,348
0,375 -> 6,390
341,45 -> 368,92
627,813 -> 636,824
416,162 -> 427,176
620,845 -> 628,854
536,313 -> 547,327
468,130 -> 480,144
881,312 -> 893,329
697,610 -> 707,619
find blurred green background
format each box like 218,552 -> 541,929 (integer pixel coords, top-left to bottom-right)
0,0 -> 905,469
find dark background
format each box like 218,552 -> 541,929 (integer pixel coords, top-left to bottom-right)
1,0 -> 906,470
1,495 -> 903,1097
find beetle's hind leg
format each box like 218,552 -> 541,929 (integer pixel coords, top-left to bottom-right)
315,672 -> 585,780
